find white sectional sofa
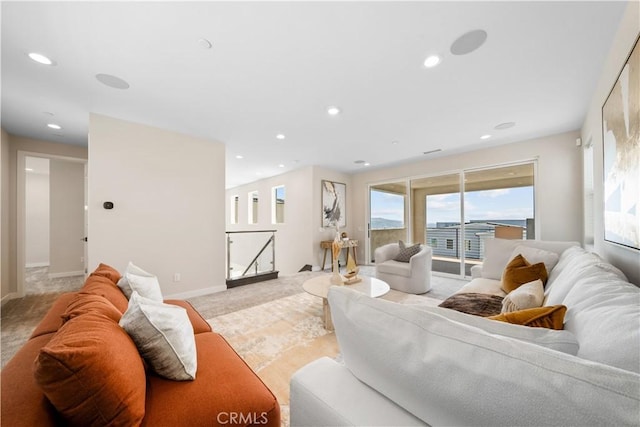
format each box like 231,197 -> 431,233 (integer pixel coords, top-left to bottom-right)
290,240 -> 640,426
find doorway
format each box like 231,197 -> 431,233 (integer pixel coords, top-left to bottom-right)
19,153 -> 86,296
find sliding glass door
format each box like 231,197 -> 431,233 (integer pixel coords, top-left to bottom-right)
411,173 -> 462,275
369,181 -> 408,262
406,162 -> 535,277
463,163 -> 535,274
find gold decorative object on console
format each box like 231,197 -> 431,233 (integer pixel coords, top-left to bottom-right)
343,253 -> 361,284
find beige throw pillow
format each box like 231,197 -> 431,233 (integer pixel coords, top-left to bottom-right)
501,279 -> 544,313
120,291 -> 197,381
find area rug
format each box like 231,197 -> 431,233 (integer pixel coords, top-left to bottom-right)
208,292 -> 336,426
207,289 -> 443,426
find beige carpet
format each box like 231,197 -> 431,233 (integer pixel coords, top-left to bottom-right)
208,289 -> 443,426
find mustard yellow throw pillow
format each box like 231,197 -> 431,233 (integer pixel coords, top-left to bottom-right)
488,305 -> 567,330
501,254 -> 548,293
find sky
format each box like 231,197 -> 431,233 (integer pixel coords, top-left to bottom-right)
371,187 -> 534,226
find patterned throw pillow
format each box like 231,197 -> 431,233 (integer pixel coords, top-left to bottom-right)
393,240 -> 422,263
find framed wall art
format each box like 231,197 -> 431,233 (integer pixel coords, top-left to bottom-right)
322,180 -> 346,228
602,34 -> 639,251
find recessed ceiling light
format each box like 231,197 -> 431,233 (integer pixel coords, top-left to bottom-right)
28,52 -> 55,65
480,134 -> 492,140
450,29 -> 488,56
276,134 -> 286,140
495,122 -> 516,130
95,73 -> 130,90
364,162 -> 371,167
327,106 -> 341,116
278,164 -> 285,168
423,55 -> 441,68
197,38 -> 213,49
25,168 -> 33,172
47,123 -> 62,130
235,155 -> 243,159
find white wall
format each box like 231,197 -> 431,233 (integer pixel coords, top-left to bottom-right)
226,165 -> 352,274
581,0 -> 640,286
88,114 -> 226,298
25,170 -> 50,267
49,159 -> 84,276
350,131 -> 583,264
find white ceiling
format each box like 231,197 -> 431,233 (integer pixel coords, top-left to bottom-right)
1,1 -> 626,188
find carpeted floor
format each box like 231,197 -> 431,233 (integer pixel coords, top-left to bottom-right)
24,267 -> 85,295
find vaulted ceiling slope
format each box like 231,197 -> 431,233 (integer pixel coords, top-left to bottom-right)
1,1 -> 626,188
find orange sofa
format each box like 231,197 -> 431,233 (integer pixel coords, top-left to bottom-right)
1,264 -> 280,426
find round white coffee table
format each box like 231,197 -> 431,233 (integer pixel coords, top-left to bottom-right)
302,275 -> 390,331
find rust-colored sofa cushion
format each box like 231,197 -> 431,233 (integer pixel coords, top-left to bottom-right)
33,312 -> 147,426
79,275 -> 129,313
1,333 -> 63,426
29,292 -> 78,339
164,299 -> 212,334
501,254 -> 548,293
61,293 -> 122,324
89,262 -> 122,285
143,332 -> 280,427
488,305 -> 567,330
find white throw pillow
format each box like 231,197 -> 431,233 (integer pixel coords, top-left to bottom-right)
119,291 -> 197,380
117,261 -> 163,301
480,238 -> 521,280
501,279 -> 544,313
509,245 -> 559,276
328,286 -> 639,426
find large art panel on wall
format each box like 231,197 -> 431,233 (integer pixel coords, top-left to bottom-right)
602,34 -> 640,251
322,180 -> 346,228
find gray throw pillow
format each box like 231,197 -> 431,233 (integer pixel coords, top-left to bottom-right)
393,240 -> 421,263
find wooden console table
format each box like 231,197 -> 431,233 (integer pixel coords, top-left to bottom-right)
320,239 -> 358,271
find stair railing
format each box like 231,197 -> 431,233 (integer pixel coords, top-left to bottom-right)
226,230 -> 277,280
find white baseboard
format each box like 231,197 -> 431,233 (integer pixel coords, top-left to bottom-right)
1,292 -> 19,307
26,262 -> 50,268
164,285 -> 227,300
48,270 -> 84,279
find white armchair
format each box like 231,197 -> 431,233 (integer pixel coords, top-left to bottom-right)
374,242 -> 432,294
